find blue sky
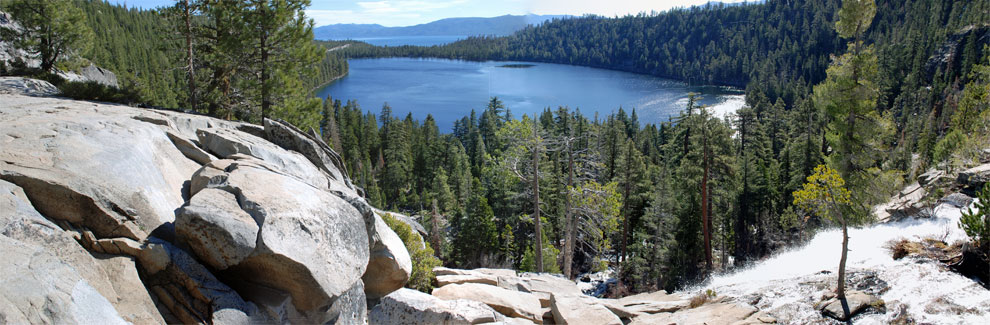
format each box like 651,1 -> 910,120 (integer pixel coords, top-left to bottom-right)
109,0 -> 751,27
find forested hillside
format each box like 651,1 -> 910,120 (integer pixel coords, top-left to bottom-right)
313,14 -> 565,40
324,0 -> 990,292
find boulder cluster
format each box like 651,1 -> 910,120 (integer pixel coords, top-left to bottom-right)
370,267 -> 778,325
0,93 -> 409,323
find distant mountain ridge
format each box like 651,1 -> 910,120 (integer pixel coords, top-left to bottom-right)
313,14 -> 567,40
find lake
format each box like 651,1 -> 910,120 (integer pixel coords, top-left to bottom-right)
347,35 -> 466,47
315,58 -> 744,130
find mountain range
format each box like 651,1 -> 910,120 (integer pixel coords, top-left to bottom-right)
313,14 -> 568,40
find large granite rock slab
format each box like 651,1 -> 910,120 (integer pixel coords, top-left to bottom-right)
433,283 -> 543,323
629,302 -> 758,325
370,288 -> 503,324
0,180 -> 160,324
0,95 -> 200,241
550,294 -> 622,325
819,291 -> 883,321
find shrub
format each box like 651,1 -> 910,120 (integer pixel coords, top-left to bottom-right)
381,213 -> 442,293
58,80 -> 142,105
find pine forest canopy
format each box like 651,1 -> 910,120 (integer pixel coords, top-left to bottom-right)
2,0 -> 990,293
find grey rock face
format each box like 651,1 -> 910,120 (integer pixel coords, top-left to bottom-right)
139,237 -> 264,324
370,288 -> 502,324
550,293 -> 622,325
0,180 -> 161,324
819,291 -> 883,321
363,213 -> 413,300
957,163 -> 990,196
432,283 -> 543,323
264,118 -> 353,191
175,188 -> 259,270
196,127 -> 334,191
184,158 -> 371,312
0,95 -> 200,241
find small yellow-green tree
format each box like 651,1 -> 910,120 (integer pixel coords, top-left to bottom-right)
793,165 -> 855,299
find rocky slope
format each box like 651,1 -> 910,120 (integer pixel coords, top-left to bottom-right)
0,89 -> 410,323
3,81 -> 989,324
368,266 -> 775,325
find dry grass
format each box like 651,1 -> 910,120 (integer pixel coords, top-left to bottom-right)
689,292 -> 709,308
888,239 -> 925,260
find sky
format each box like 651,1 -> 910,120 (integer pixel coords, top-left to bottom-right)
109,0 -> 752,27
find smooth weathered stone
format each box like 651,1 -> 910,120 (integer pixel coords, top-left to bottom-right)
0,180 -> 157,324
139,238 -> 264,324
363,213 -> 413,299
175,188 -> 259,270
196,127 -> 333,191
437,274 -> 500,287
166,129 -> 216,165
188,159 -> 232,196
370,288 -> 503,324
629,302 -> 758,325
819,291 -> 882,321
435,267 -> 518,278
433,283 -> 543,323
264,118 -> 353,191
550,294 -> 622,325
221,162 -> 370,312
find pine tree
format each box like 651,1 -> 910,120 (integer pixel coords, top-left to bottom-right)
1,0 -> 94,72
380,104 -> 413,209
813,0 -> 880,189
243,0 -> 320,122
196,0 -> 250,119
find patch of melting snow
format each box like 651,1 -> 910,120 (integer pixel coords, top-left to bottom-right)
693,201 -> 990,323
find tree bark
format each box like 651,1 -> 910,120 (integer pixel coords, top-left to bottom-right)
260,32 -> 270,121
533,124 -> 543,273
431,199 -> 442,258
621,142 -> 632,264
702,137 -> 713,271
838,219 -> 849,299
183,0 -> 197,111
563,139 -> 576,278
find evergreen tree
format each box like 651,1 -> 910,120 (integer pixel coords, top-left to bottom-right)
242,0 -> 322,128
813,0 -> 882,195
380,104 -> 413,209
1,0 -> 94,72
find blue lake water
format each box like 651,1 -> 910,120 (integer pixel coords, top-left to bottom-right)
346,35 -> 467,47
315,58 -> 744,130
